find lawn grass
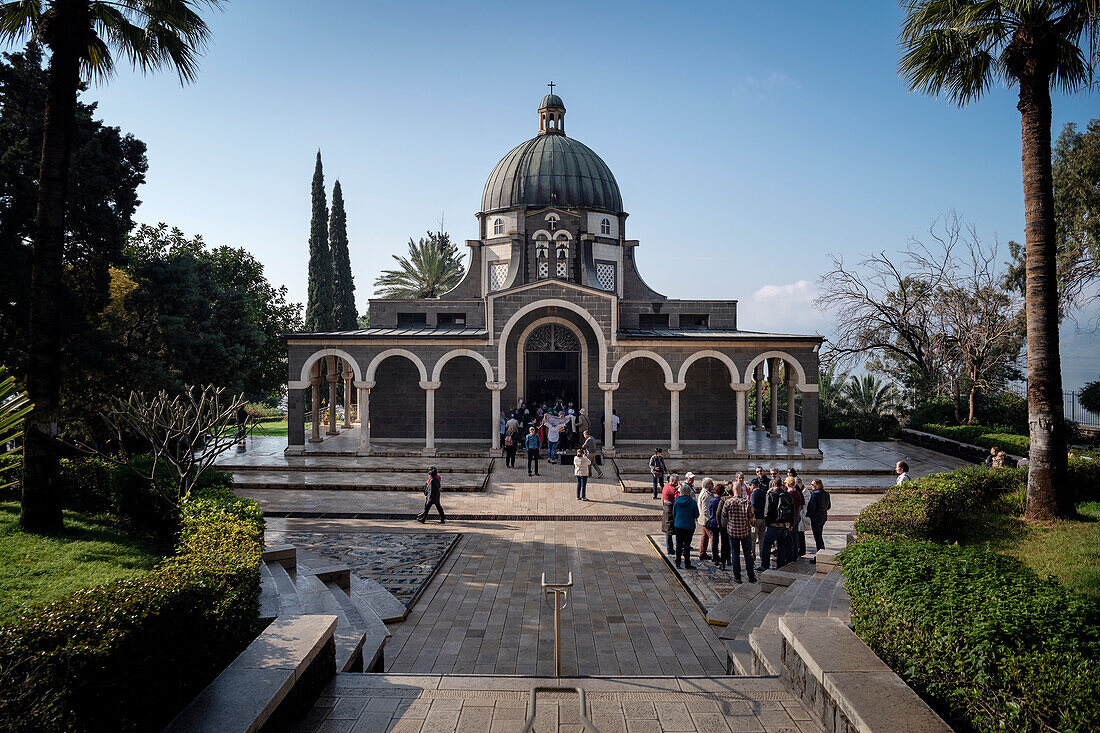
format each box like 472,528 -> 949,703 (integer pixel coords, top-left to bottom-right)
1001,501 -> 1100,598
0,501 -> 162,624
251,418 -> 289,437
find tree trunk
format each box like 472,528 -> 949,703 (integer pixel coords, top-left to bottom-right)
967,381 -> 979,425
1018,76 -> 1069,520
950,378 -> 963,424
20,4 -> 84,533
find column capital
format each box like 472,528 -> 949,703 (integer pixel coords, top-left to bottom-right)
310,375 -> 322,386
486,381 -> 507,391
730,382 -> 752,392
353,381 -> 376,390
664,382 -> 687,392
419,381 -> 442,391
597,382 -> 619,392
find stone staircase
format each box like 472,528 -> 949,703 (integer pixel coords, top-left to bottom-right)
707,555 -> 850,676
613,457 -> 895,494
260,545 -> 407,673
227,455 -> 494,492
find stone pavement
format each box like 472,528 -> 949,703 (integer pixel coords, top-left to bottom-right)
293,674 -> 822,733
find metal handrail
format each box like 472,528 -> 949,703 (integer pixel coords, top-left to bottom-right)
520,686 -> 601,733
541,572 -> 573,677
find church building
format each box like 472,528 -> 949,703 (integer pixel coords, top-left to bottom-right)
285,93 -> 822,457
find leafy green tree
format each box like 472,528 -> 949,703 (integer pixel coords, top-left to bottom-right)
304,151 -> 334,332
330,180 -> 357,330
817,363 -> 851,429
898,2 -> 1098,519
1080,380 -> 1100,415
842,374 -> 901,439
0,0 -> 215,533
1052,119 -> 1100,314
374,229 -> 465,299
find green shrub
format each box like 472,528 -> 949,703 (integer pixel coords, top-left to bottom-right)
0,487 -> 264,732
977,391 -> 1029,434
246,402 -> 284,420
57,457 -> 114,513
974,432 -> 1030,456
907,398 -> 956,430
1069,456 -> 1100,503
842,541 -> 1100,733
855,465 -> 1027,541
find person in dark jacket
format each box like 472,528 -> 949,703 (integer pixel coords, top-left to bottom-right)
417,467 -> 445,524
749,480 -> 768,562
672,484 -> 700,569
708,484 -> 729,569
805,478 -> 831,552
757,480 -> 793,571
649,448 -> 667,499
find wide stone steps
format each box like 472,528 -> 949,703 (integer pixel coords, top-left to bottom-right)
705,556 -> 850,677
614,459 -> 893,476
233,470 -> 489,492
260,545 -> 406,673
619,474 -> 893,494
221,455 -> 492,474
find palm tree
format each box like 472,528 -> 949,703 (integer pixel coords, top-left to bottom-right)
374,230 -> 466,299
1,0 -> 222,532
899,1 -> 1097,520
0,367 -> 33,490
843,374 -> 900,420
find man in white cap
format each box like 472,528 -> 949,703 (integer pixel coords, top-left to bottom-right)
682,472 -> 697,498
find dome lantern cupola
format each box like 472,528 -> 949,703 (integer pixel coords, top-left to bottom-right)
539,83 -> 565,135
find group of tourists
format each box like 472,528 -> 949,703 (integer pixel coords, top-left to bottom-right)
654,453 -> 832,583
500,399 -> 605,499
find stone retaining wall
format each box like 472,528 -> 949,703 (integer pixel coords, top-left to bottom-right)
899,428 -> 1024,467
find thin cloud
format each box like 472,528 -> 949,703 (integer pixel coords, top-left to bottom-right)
740,280 -> 829,334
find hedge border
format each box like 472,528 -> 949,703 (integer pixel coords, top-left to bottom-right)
0,486 -> 264,732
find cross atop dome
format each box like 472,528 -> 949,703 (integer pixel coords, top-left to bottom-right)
538,88 -> 565,135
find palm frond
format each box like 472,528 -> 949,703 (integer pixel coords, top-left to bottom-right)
0,366 -> 33,490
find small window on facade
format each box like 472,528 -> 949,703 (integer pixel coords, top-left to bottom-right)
681,314 -> 709,329
601,218 -> 611,235
639,313 -> 670,328
555,232 -> 569,259
595,262 -> 616,291
437,313 -> 466,327
397,312 -> 427,327
490,262 -> 510,290
493,218 -> 504,235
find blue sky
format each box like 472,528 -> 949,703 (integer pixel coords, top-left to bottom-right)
76,0 -> 1097,389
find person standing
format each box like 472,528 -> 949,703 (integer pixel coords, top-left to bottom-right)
235,404 -> 249,446
546,414 -> 563,461
499,411 -> 507,451
611,409 -> 620,441
696,478 -> 716,562
575,408 -> 591,442
758,479 -> 794,571
581,430 -> 603,478
525,426 -> 541,476
682,472 -> 697,497
672,484 -> 699,569
785,476 -> 805,559
750,467 -> 769,492
649,448 -> 667,499
661,474 -> 680,555
749,478 -> 768,561
731,472 -> 749,500
895,461 -> 911,484
573,448 -> 591,501
805,479 -> 831,552
504,413 -> 521,468
723,483 -> 758,583
708,484 -> 729,569
416,467 -> 445,524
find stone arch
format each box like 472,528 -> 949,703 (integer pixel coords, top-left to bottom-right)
431,349 -> 494,383
298,348 -> 362,384
365,348 -> 428,383
611,350 -> 674,385
677,350 -> 740,385
497,298 -> 607,382
744,350 -> 809,388
515,317 -> 591,412
680,355 -> 738,441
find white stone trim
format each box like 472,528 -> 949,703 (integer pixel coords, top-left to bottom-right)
497,298 -> 608,383
744,350 -> 811,390
364,348 -> 429,382
298,348 -> 362,383
430,348 -> 495,383
610,349 -> 675,384
676,350 -> 742,384
515,317 -> 591,412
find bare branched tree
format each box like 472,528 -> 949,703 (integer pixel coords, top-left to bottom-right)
816,213 -> 1023,419
81,385 -> 247,506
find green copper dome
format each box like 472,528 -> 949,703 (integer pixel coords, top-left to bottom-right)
481,97 -> 623,215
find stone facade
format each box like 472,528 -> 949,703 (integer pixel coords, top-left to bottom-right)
284,94 -> 823,457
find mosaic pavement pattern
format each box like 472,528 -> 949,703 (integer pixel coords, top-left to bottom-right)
278,531 -> 460,607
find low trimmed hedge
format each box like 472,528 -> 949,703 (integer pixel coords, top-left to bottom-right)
855,465 -> 1027,541
922,423 -> 1029,455
842,541 -> 1100,733
0,487 -> 264,732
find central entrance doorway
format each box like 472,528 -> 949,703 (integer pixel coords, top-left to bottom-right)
523,323 -> 581,407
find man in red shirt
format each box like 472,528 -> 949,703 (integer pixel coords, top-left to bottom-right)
661,474 -> 681,555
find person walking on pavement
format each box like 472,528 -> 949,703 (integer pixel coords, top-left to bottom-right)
806,479 -> 832,552
672,483 -> 700,569
573,448 -> 592,500
581,430 -> 603,478
417,467 -> 445,524
649,448 -> 667,499
525,426 -> 542,476
661,474 -> 680,555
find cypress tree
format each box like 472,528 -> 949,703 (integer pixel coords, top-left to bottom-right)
330,180 -> 357,330
304,151 -> 334,332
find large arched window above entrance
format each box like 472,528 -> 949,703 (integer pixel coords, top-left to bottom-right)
525,323 -> 580,352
